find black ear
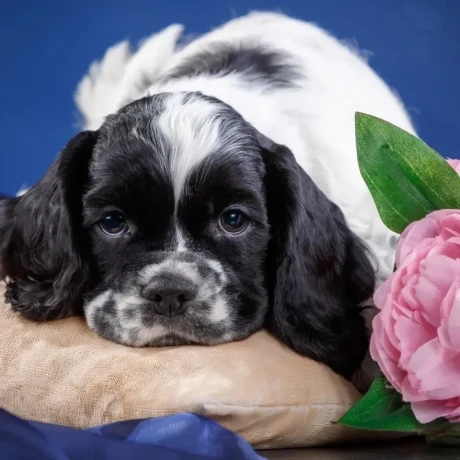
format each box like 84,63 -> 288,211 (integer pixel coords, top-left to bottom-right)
259,134 -> 375,380
0,131 -> 98,321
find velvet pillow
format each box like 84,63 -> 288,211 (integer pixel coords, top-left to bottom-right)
0,283 -> 398,448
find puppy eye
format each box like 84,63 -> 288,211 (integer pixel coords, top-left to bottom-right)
218,209 -> 248,234
99,212 -> 128,236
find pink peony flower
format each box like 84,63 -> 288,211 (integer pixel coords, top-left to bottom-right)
371,209 -> 460,423
447,159 -> 460,174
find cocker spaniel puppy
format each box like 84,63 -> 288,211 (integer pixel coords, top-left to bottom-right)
0,12 -> 416,380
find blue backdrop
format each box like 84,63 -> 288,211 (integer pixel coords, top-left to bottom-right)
1,0 -> 459,196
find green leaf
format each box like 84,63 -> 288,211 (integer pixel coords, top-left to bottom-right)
356,113 -> 460,234
337,377 -> 424,432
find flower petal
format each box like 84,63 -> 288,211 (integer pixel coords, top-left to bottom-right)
395,315 -> 435,369
370,314 -> 404,392
411,400 -> 451,424
413,270 -> 445,327
439,279 -> 460,351
445,400 -> 460,422
408,339 -> 460,399
374,277 -> 392,310
396,219 -> 438,268
447,159 -> 460,174
439,214 -> 460,240
401,374 -> 424,402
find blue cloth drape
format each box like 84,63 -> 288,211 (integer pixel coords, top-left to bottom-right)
0,409 -> 265,460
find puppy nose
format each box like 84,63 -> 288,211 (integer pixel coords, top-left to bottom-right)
143,276 -> 198,318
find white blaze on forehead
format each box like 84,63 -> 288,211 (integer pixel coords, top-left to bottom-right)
175,226 -> 188,252
156,93 -> 222,204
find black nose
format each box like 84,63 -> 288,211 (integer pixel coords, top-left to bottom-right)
142,275 -> 198,318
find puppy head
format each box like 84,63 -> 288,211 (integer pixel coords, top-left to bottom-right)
0,92 -> 374,378
1,93 -> 271,346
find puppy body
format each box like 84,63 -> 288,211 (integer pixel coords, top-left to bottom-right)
77,12 -> 416,286
1,13 -> 417,381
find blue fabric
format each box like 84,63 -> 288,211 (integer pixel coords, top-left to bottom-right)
0,409 -> 265,460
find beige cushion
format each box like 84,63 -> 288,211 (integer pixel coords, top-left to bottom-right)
0,283 -> 395,448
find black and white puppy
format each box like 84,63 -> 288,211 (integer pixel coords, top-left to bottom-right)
0,12 -> 416,380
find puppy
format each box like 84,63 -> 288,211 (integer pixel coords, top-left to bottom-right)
0,12 -> 416,381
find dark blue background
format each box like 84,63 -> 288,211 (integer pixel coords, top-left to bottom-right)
1,0 -> 459,196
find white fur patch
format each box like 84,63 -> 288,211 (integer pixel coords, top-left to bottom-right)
209,296 -> 230,323
112,291 -> 145,307
84,290 -> 112,329
120,324 -> 168,347
138,258 -> 199,286
206,259 -> 228,283
175,224 -> 188,252
157,93 -> 221,205
16,186 -> 30,197
75,24 -> 183,131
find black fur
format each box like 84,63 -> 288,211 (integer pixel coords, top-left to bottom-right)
164,42 -> 302,88
0,131 -> 98,320
259,133 -> 375,379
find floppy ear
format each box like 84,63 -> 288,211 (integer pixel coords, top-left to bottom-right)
259,134 -> 375,380
0,131 -> 98,321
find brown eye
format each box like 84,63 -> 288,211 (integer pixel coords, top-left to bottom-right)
219,209 -> 248,234
100,212 -> 127,235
